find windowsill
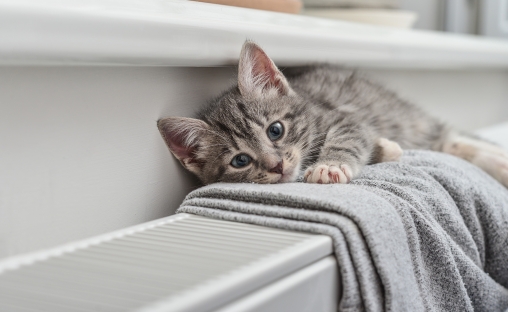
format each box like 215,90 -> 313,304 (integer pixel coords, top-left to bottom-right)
2,0 -> 508,69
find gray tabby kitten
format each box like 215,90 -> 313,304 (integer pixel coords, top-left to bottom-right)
158,41 -> 508,186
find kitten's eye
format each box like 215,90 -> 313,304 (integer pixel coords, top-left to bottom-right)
231,154 -> 252,168
267,122 -> 284,141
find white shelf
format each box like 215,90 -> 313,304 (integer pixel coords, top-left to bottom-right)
2,0 -> 508,68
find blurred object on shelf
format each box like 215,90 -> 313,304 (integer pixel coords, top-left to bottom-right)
301,0 -> 416,29
193,0 -> 508,39
443,0 -> 507,40
444,0 -> 478,34
400,0 -> 445,32
193,0 -> 302,14
478,0 -> 508,39
302,9 -> 417,28
301,0 -> 400,8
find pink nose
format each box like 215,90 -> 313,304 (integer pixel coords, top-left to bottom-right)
269,161 -> 283,174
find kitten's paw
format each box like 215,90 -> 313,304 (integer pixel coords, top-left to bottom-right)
377,138 -> 403,162
443,135 -> 508,188
474,151 -> 508,188
304,164 -> 352,184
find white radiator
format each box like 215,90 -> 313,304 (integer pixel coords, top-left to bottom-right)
0,214 -> 337,311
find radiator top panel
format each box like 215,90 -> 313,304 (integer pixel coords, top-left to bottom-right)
0,213 -> 332,312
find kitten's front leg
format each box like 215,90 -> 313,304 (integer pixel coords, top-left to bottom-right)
304,124 -> 374,184
304,125 -> 401,184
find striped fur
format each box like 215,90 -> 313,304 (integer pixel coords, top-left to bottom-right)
158,41 -> 508,187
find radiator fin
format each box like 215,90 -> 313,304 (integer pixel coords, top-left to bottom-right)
0,214 -> 332,312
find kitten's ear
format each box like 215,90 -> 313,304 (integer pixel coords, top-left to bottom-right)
157,117 -> 208,174
238,41 -> 291,96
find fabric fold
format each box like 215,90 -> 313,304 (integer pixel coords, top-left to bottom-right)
177,150 -> 508,311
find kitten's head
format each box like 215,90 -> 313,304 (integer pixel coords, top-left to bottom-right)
158,41 -> 311,184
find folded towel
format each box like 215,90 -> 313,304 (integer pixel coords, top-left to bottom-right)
177,150 -> 508,312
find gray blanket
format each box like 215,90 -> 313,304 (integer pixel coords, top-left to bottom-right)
177,150 -> 508,312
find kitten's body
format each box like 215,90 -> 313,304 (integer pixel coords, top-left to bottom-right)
280,65 -> 449,159
158,41 -> 508,187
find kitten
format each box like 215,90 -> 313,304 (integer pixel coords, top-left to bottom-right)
158,40 -> 508,186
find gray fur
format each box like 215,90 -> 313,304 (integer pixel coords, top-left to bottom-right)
158,41 -> 508,186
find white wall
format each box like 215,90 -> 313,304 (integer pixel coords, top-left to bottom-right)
1,66 -> 508,259
365,69 -> 508,131
0,66 -> 233,258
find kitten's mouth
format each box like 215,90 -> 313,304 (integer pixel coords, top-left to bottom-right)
278,173 -> 294,183
275,164 -> 300,183
268,159 -> 300,183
